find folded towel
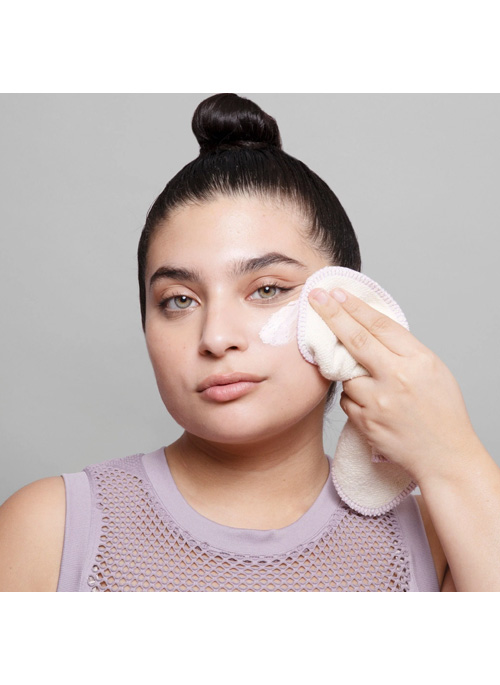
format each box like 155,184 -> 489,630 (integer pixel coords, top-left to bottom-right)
297,266 -> 418,516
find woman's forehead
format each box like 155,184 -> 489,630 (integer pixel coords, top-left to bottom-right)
148,196 -> 315,263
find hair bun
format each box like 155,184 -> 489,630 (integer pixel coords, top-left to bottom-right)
192,93 -> 282,154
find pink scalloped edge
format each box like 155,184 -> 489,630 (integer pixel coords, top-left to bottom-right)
296,266 -> 409,365
331,468 -> 419,516
372,452 -> 388,463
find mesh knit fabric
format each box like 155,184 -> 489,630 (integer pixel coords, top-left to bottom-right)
84,455 -> 411,592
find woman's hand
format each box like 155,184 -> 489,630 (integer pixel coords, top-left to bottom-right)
308,286 -> 481,484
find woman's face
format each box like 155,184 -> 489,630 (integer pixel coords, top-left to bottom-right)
144,195 -> 333,444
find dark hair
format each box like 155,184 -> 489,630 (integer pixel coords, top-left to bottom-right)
138,93 -> 362,411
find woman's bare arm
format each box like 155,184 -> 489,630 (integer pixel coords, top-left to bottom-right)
415,493 -> 452,590
0,477 -> 66,592
308,287 -> 500,590
417,442 -> 500,592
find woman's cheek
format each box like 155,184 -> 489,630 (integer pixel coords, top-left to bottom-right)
258,309 -> 330,401
258,300 -> 299,346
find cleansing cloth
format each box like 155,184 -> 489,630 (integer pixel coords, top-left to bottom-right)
297,266 -> 418,516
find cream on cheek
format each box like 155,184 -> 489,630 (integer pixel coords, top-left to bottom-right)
258,300 -> 300,346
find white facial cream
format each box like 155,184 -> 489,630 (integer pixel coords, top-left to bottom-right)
258,300 -> 299,346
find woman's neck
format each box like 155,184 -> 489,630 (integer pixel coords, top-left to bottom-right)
164,417 -> 330,530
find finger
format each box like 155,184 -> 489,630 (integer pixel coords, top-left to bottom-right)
342,376 -> 373,407
339,389 -> 363,420
318,286 -> 423,357
309,288 -> 393,377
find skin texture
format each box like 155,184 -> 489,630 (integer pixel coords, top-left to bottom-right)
0,193 -> 462,590
0,476 -> 65,591
308,287 -> 480,482
309,286 -> 500,591
145,195 -> 335,530
144,194 -> 449,587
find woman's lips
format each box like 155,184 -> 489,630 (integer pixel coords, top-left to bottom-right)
200,380 -> 262,402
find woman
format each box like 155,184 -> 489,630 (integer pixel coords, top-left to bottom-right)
1,93 -> 499,591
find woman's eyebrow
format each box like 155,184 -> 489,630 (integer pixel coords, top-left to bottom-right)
231,252 -> 308,277
149,266 -> 200,289
149,252 -> 308,290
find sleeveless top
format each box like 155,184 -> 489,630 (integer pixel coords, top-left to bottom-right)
56,447 -> 439,592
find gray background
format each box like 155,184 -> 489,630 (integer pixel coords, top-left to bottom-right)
1,94 -> 499,504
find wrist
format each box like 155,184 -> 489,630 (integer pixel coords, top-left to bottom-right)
414,433 -> 492,493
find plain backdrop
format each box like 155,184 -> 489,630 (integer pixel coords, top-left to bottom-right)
1,93 -> 499,504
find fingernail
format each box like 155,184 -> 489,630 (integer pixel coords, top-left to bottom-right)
310,289 -> 329,305
332,288 -> 347,303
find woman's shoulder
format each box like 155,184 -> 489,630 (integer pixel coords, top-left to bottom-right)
0,476 -> 66,592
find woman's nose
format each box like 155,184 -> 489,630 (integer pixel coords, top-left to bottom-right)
198,301 -> 249,357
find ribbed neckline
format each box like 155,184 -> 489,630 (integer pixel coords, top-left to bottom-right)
142,447 -> 341,556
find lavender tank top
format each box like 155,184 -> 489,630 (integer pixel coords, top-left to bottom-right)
57,447 -> 439,592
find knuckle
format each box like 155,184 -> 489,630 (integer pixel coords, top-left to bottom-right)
327,303 -> 343,318
350,329 -> 369,350
422,349 -> 437,367
346,300 -> 363,317
413,349 -> 436,376
375,393 -> 390,411
370,314 -> 390,335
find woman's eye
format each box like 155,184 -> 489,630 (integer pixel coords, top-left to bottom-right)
159,284 -> 292,314
250,284 -> 291,300
255,285 -> 278,299
161,295 -> 196,311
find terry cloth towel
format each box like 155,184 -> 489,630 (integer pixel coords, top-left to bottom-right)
297,266 -> 418,516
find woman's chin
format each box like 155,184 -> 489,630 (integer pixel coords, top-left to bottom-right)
179,412 -> 317,447
184,422 -> 280,445
163,386 -> 328,444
